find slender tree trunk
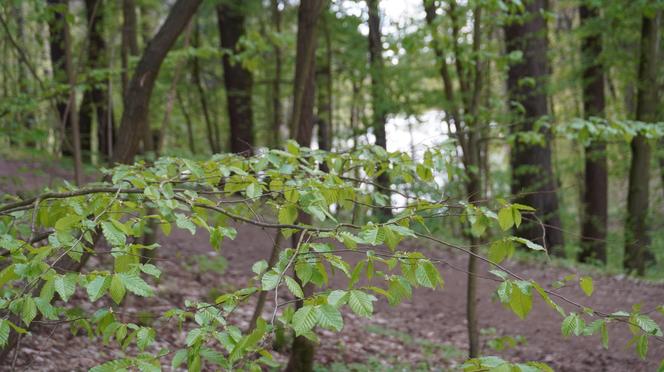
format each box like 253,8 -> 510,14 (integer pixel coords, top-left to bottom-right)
271,0 -> 283,148
217,3 -> 254,155
121,0 -> 139,96
504,0 -> 565,254
578,4 -> 607,264
62,1 -> 83,185
191,21 -> 220,154
176,90 -> 196,154
316,15 -> 332,152
367,0 -> 392,218
624,10 -> 661,274
47,0 -> 73,156
286,2 -> 326,371
113,0 -> 202,164
79,0 -> 115,162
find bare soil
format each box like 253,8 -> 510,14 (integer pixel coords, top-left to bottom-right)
1,160 -> 663,371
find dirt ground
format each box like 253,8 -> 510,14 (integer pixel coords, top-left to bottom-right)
1,159 -> 663,371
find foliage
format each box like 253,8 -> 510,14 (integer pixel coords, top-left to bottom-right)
1,144 -> 662,369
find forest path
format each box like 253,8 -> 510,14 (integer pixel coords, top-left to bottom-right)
1,159 -> 663,371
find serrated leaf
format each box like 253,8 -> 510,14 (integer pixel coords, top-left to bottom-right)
109,274 -> 126,304
21,297 -> 37,326
292,305 -> 318,335
579,276 -> 593,297
316,304 -> 343,331
636,334 -> 648,359
633,314 -> 663,336
55,273 -> 77,302
347,290 -> 375,317
415,261 -> 441,289
498,207 -> 514,231
175,213 -> 196,235
252,260 -> 268,275
509,283 -> 532,320
278,205 -> 298,225
118,273 -> 153,297
136,327 -> 155,351
101,221 -> 125,247
561,313 -> 584,337
285,276 -> 304,299
86,275 -> 110,302
327,290 -> 348,307
261,270 -> 280,291
0,320 -> 9,347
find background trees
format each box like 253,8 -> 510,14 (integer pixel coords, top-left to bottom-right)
1,0 -> 664,368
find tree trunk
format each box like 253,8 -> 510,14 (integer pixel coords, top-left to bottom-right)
316,14 -> 332,152
217,3 -> 254,155
367,0 -> 392,218
191,21 -> 221,154
121,0 -> 139,96
270,0 -> 283,148
47,0 -> 73,156
79,0 -> 115,162
176,89 -> 196,154
63,0 -> 82,185
285,2 -> 326,371
113,0 -> 202,164
504,0 -> 565,254
624,10 -> 661,274
578,4 -> 607,264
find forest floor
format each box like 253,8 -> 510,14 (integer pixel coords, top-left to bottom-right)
1,158 -> 663,372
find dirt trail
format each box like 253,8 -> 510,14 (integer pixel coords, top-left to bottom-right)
1,160 -> 663,371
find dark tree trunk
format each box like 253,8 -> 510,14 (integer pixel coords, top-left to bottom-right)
121,0 -> 139,96
191,20 -> 221,154
286,2 -> 326,371
113,0 -> 202,164
316,14 -> 332,152
367,0 -> 392,218
217,3 -> 254,155
79,0 -> 115,162
288,0 -> 325,147
578,4 -> 607,264
270,0 -> 283,148
504,0 -> 565,254
47,0 -> 73,156
625,10 -> 661,275
176,89 -> 196,154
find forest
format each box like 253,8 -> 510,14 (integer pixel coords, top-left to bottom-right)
0,0 -> 663,370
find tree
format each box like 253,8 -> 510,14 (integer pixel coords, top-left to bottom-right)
217,2 -> 255,155
286,2 -> 326,370
191,20 -> 221,154
46,0 -> 73,156
79,0 -> 115,162
113,0 -> 203,164
504,0 -> 565,254
624,9 -> 661,274
578,3 -> 607,264
270,0 -> 283,148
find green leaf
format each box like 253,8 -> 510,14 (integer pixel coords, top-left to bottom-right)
284,276 -> 304,299
561,313 -> 584,337
246,183 -> 263,199
55,273 -> 77,302
316,304 -> 343,332
347,290 -> 375,317
118,273 -> 153,297
415,261 -> 441,289
509,283 -> 532,320
278,205 -> 298,225
636,334 -> 648,359
0,320 -> 9,347
175,213 -> 196,235
252,260 -> 268,275
498,207 -> 514,231
292,305 -> 318,335
101,221 -> 125,247
21,297 -> 37,326
86,275 -> 110,302
136,327 -> 155,351
109,274 -> 126,304
489,240 -> 514,264
579,276 -> 593,297
327,290 -> 348,307
261,270 -> 280,291
633,314 -> 663,336
601,321 -> 609,349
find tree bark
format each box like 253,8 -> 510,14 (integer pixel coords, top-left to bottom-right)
578,4 -> 607,264
285,2 -> 326,371
121,0 -> 139,96
367,0 -> 392,218
113,0 -> 202,164
79,0 -> 115,162
624,10 -> 661,274
316,14 -> 332,152
47,0 -> 73,156
191,20 -> 221,154
504,0 -> 565,254
270,0 -> 283,148
217,3 -> 254,155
